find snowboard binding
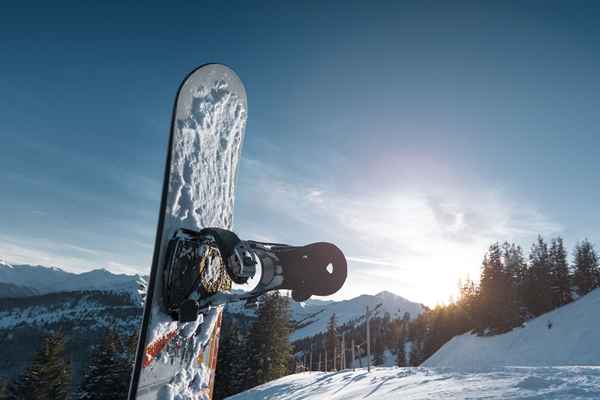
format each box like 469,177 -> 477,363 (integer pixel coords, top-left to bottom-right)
162,227 -> 347,321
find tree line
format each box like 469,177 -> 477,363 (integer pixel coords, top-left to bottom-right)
460,236 -> 599,335
5,235 -> 597,398
214,291 -> 293,399
407,236 -> 600,365
293,235 -> 600,369
0,291 -> 294,400
1,329 -> 136,400
292,308 -> 413,370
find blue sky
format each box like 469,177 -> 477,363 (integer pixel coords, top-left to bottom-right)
1,2 -> 600,305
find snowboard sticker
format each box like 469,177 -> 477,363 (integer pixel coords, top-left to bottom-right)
129,64 -> 247,400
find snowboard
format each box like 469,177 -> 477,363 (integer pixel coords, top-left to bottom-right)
128,64 -> 247,400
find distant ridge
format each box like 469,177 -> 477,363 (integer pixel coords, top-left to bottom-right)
227,289 -> 424,341
0,260 -> 143,299
0,282 -> 39,298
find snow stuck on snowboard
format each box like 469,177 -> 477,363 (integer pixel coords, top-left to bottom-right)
130,64 -> 247,400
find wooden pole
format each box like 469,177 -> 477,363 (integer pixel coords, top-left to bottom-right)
341,332 -> 346,370
366,306 -> 371,373
333,336 -> 337,371
351,338 -> 355,371
358,344 -> 363,368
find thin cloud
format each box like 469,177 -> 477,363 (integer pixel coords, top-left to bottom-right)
0,236 -> 92,272
235,158 -> 561,305
31,210 -> 48,216
106,260 -> 145,275
0,234 -> 144,274
346,256 -> 407,269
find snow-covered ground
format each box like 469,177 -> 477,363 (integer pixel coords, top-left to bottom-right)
424,289 -> 600,368
0,294 -> 139,330
230,288 -> 600,399
227,367 -> 600,400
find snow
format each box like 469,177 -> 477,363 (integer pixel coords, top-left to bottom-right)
144,63 -> 246,350
136,64 -> 246,400
423,288 -> 600,369
0,294 -> 140,331
288,291 -> 422,342
161,307 -> 221,399
226,367 -> 600,400
229,287 -> 600,399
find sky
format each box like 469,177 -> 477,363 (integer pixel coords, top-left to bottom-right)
1,1 -> 600,306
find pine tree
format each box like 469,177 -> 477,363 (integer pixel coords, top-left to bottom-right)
525,236 -> 553,316
77,329 -> 131,400
549,237 -> 572,307
214,320 -> 247,399
457,276 -> 479,331
502,242 -> 527,324
407,314 -> 426,366
373,337 -> 385,366
126,332 -> 138,364
478,243 -> 516,333
0,378 -> 8,400
408,341 -> 422,367
573,239 -> 600,296
7,331 -> 72,400
325,313 -> 337,371
246,292 -> 292,387
395,330 -> 406,367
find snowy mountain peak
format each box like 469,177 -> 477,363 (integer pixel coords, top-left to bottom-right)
295,291 -> 421,341
225,289 -> 422,342
0,260 -> 14,268
85,268 -> 114,276
0,262 -> 140,299
375,290 -> 408,300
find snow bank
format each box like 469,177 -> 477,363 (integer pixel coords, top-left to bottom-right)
424,289 -> 600,369
226,366 -> 600,400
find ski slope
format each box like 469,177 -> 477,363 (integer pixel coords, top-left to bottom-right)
229,288 -> 600,399
227,367 -> 600,400
424,289 -> 600,369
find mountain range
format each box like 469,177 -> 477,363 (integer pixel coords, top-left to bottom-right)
0,260 -> 143,298
0,260 -> 423,340
0,260 -> 422,381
